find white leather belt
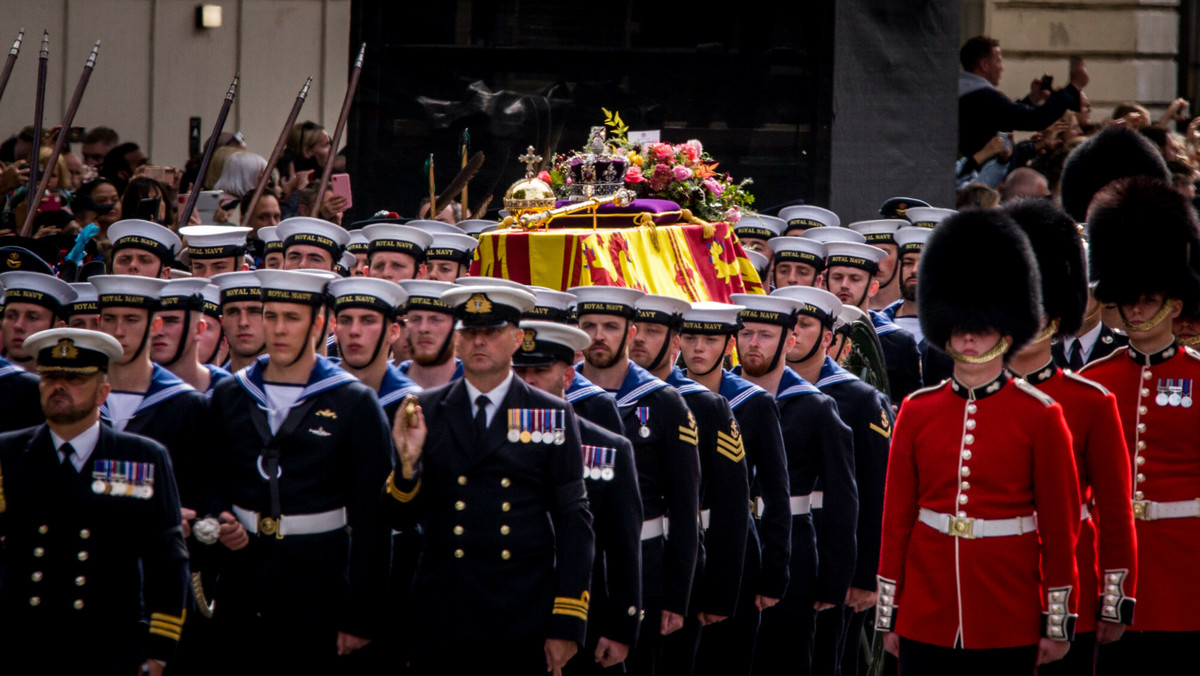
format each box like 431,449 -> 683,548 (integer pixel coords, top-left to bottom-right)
1132,498 -> 1200,521
811,491 -> 824,509
700,509 -> 711,531
233,505 -> 347,538
641,516 -> 666,540
918,508 -> 1036,539
1081,504 -> 1091,521
755,494 -> 813,518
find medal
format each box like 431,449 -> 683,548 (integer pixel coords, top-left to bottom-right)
600,447 -> 615,481
590,466 -> 602,481
636,407 -> 651,438
530,410 -> 543,444
601,467 -> 615,481
639,425 -> 650,438
1170,379 -> 1183,406
520,430 -> 532,444
554,430 -> 566,445
1183,380 -> 1193,408
1156,380 -> 1169,407
507,410 -> 521,443
508,429 -> 521,443
91,479 -> 107,494
135,484 -> 154,499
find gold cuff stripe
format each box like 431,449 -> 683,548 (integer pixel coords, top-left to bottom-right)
150,612 -> 185,625
553,599 -> 590,610
552,607 -> 589,621
387,474 -> 421,503
149,627 -> 182,641
150,620 -> 183,634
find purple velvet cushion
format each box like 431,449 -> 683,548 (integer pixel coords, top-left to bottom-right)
550,199 -> 682,227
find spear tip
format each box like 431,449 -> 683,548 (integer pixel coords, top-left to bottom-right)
354,42 -> 366,67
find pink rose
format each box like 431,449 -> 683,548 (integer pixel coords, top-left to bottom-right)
673,165 -> 692,181
625,165 -> 647,183
538,170 -> 552,184
681,143 -> 699,162
650,164 -> 673,191
724,207 -> 742,223
652,143 -> 674,161
703,178 -> 724,196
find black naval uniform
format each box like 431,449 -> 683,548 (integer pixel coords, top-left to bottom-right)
661,369 -> 750,675
607,360 -> 702,675
693,371 -> 792,676
747,366 -> 857,676
207,355 -> 394,671
0,423 -> 189,675
566,416 -> 644,675
871,311 -> 923,403
568,370 -> 626,436
0,357 -> 43,432
812,357 -> 894,676
387,375 -> 594,675
1052,323 -> 1128,370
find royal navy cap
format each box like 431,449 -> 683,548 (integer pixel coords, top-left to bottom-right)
905,207 -> 956,229
524,287 -> 577,323
802,227 -> 866,245
635,294 -> 692,328
513,320 -> 592,366
734,213 -> 785,241
745,249 -> 769,277
108,219 -> 182,262
771,286 -> 842,324
849,220 -> 906,246
458,219 -> 500,238
345,230 -> 369,254
730,293 -> 806,328
824,241 -> 887,273
257,226 -> 283,253
212,271 -> 262,305
363,224 -> 434,261
427,232 -> 479,266
778,205 -> 839,233
329,276 -> 408,318
681,301 -> 744,334
335,251 -> 358,277
254,269 -> 333,307
180,225 -> 251,260
895,226 -> 932,255
0,270 -> 76,312
568,286 -> 646,319
442,284 -> 536,329
277,217 -> 351,258
91,274 -> 169,310
159,278 -> 221,317
399,279 -> 458,314
772,236 -> 827,268
66,282 -> 99,316
26,327 -> 123,375
406,219 -> 466,235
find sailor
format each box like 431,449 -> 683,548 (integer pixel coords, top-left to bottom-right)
206,269 -> 394,670
65,282 -> 100,331
396,279 -> 464,388
732,213 -> 785,259
363,223 -> 433,281
385,283 -> 593,675
1077,178 -> 1200,670
876,208 -> 1081,673
0,328 -> 189,675
1002,198 -> 1138,676
179,225 -> 251,278
151,278 -> 230,396
514,319 -> 643,673
425,231 -> 479,282
631,293 -> 750,674
1,269 -> 76,373
107,219 -> 182,279
211,271 -> 266,372
278,216 -> 350,272
770,237 -> 828,290
774,285 -> 894,676
572,284 -> 701,675
729,292 -> 857,676
676,301 -> 792,676
778,205 -> 839,236
255,225 -> 285,270
847,220 -> 905,312
345,230 -> 369,277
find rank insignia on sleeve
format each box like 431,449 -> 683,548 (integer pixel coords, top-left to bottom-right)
316,409 -> 338,419
870,408 -> 892,438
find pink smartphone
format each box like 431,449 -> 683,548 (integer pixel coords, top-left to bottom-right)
330,173 -> 353,210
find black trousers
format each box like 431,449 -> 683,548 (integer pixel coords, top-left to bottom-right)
1096,630 -> 1200,675
693,537 -> 762,676
753,594 -> 818,676
1037,631 -> 1095,676
813,604 -> 850,675
898,638 -> 1037,676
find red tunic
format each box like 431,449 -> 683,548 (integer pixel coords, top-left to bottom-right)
1025,363 -> 1137,632
877,374 -> 1081,649
1081,343 -> 1200,632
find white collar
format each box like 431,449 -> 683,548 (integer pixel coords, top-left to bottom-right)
51,421 -> 102,471
1074,321 -> 1104,359
464,370 -> 515,413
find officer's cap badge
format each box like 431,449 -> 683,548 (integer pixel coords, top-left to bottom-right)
465,293 -> 493,314
55,338 -> 79,360
522,329 -> 536,352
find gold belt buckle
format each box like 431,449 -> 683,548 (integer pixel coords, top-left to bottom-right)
1132,500 -> 1150,521
948,515 -> 976,538
258,515 -> 283,538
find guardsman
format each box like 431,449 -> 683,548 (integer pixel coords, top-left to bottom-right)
848,220 -> 905,312
514,319 -> 643,674
876,208 -> 1081,673
255,225 -> 284,270
775,284 -> 895,676
386,284 -> 593,675
1078,178 -> 1200,670
1002,199 -> 1138,676
206,269 -> 393,670
778,205 -> 839,236
729,292 -> 857,676
1,268 -> 75,372
770,237 -> 827,290
65,282 -> 100,331
0,328 -> 188,675
632,294 -> 750,674
572,285 -> 701,676
425,231 -> 478,282
364,223 -> 433,281
107,219 -> 182,279
179,225 -> 251,278
211,271 -> 266,372
396,279 -> 464,387
151,279 -> 231,396
677,301 -> 792,676
278,216 -> 350,272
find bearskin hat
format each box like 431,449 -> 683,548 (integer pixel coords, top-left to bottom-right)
1002,199 -> 1088,337
918,209 -> 1042,356
1086,176 -> 1200,309
1060,125 -> 1169,222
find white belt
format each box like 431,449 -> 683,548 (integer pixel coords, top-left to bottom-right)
1081,504 -> 1091,521
1132,498 -> 1200,521
811,491 -> 824,509
918,508 -> 1036,539
755,494 -> 813,518
233,505 -> 347,538
641,516 -> 666,541
700,509 -> 711,531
